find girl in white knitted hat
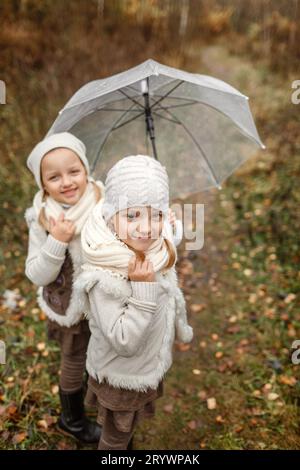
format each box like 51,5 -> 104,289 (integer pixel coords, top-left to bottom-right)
75,155 -> 193,450
24,132 -> 104,443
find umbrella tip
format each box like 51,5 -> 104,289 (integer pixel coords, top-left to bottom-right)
261,144 -> 266,149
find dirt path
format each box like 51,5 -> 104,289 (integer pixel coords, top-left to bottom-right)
136,44 -> 299,451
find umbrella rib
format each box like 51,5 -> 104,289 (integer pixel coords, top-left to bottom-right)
155,103 -> 221,188
152,111 -> 180,124
154,101 -> 199,111
92,99 -> 197,114
90,103 -> 139,172
152,96 -> 198,108
150,80 -> 184,109
124,84 -> 141,93
157,98 -> 263,149
96,108 -> 143,112
118,89 -> 145,110
112,110 -> 146,131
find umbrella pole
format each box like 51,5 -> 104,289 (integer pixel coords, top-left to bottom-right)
142,78 -> 158,160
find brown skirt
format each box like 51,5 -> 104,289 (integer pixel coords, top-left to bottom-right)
85,375 -> 164,433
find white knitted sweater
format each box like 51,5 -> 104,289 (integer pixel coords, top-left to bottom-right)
24,206 -> 85,327
74,266 -> 193,392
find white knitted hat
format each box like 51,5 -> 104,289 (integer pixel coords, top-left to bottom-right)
102,155 -> 169,221
27,132 -> 89,189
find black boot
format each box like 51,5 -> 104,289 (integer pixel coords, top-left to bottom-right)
127,435 -> 134,450
58,387 -> 101,444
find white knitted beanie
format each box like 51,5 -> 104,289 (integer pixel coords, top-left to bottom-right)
102,155 -> 169,221
27,132 -> 89,189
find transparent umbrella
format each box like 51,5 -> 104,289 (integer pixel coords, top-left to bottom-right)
46,59 -> 265,198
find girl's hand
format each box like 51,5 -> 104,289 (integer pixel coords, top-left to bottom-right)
128,255 -> 155,282
49,213 -> 75,243
168,208 -> 177,229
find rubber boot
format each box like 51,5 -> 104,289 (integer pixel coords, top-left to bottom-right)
58,387 -> 101,444
127,435 -> 134,450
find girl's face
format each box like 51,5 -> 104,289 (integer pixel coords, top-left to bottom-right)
41,148 -> 88,205
112,206 -> 164,252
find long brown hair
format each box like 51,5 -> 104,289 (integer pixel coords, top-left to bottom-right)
38,191 -> 49,231
131,237 -> 176,272
163,238 -> 177,271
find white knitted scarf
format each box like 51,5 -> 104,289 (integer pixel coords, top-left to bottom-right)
32,179 -> 104,236
81,199 -> 176,278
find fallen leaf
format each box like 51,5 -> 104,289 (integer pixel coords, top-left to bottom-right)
190,303 -> 206,314
234,425 -> 244,433
228,315 -> 237,323
7,404 -> 17,415
215,351 -> 224,359
12,432 -> 27,444
287,327 -> 296,338
251,407 -> 265,416
236,347 -> 244,355
51,385 -> 59,395
248,293 -> 257,304
2,290 -> 20,310
176,343 -> 191,352
267,392 -> 279,401
243,269 -> 252,277
262,383 -> 272,393
1,431 -> 10,442
197,390 -> 207,400
179,260 -> 194,276
163,404 -> 173,414
227,325 -> 240,334
187,420 -> 197,430
31,308 -> 40,315
207,397 -> 217,410
37,419 -> 48,429
39,311 -> 47,321
216,415 -> 225,424
44,414 -> 57,426
57,440 -> 75,450
284,293 -> 296,304
278,375 -> 297,386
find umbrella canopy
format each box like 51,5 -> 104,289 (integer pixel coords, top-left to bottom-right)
46,59 -> 265,198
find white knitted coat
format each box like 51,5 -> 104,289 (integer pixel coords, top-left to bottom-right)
24,207 -> 84,327
74,266 -> 193,392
